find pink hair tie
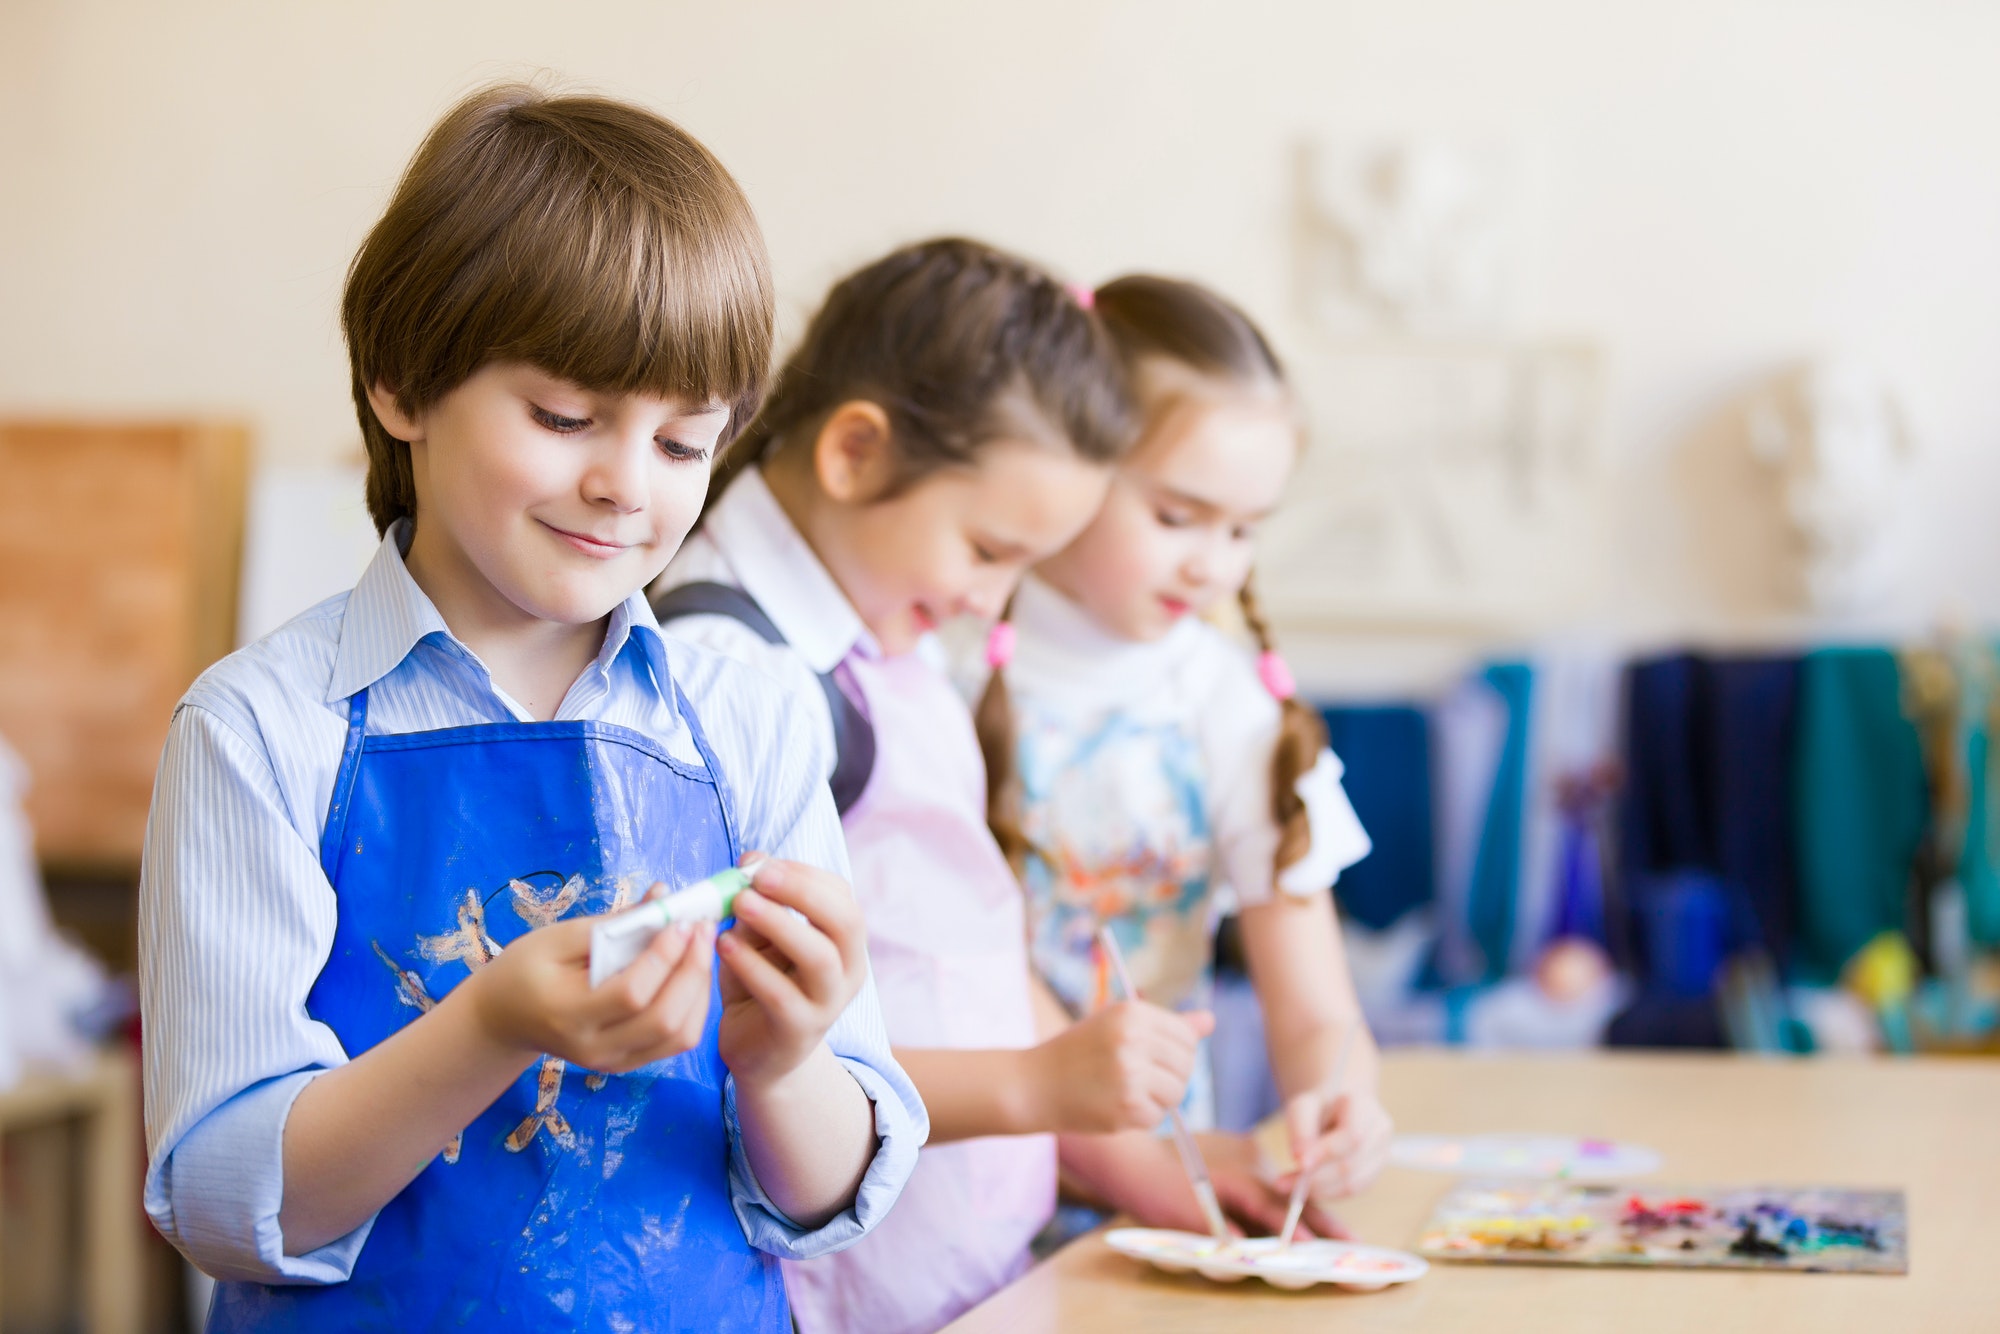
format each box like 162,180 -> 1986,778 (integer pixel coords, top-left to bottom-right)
1066,282 -> 1096,311
1257,650 -> 1296,701
986,621 -> 1017,669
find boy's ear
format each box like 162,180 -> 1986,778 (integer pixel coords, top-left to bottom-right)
365,379 -> 424,444
812,401 -> 896,504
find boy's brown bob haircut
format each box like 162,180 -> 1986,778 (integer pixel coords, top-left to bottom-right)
343,82 -> 774,536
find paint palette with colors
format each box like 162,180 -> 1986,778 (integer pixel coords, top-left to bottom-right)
1104,1228 -> 1428,1291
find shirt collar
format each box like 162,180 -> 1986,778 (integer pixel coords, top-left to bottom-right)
325,520 -> 671,705
702,467 -> 874,672
1008,571 -> 1197,697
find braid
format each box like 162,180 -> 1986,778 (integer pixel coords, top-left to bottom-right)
976,599 -> 1031,877
1238,574 -> 1326,875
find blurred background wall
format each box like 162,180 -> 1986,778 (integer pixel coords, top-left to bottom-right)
5,0 -> 1998,669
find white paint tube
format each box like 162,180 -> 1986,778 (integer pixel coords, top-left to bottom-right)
588,862 -> 758,987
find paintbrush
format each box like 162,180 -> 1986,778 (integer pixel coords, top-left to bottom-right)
1277,1017 -> 1356,1250
1094,925 -> 1233,1246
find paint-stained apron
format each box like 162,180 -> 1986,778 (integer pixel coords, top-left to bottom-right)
207,683 -> 788,1334
781,648 -> 1056,1334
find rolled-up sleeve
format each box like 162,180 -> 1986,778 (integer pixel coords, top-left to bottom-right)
698,657 -> 927,1259
139,703 -> 367,1282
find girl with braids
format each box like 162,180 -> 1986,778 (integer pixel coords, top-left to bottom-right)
981,274 -> 1392,1240
652,239 -> 1211,1334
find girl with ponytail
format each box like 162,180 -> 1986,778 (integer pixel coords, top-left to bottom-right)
982,275 -> 1392,1239
653,240 -> 1211,1334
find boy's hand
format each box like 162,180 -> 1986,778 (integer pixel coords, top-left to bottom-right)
715,855 -> 869,1089
464,910 -> 715,1074
1283,1084 -> 1394,1201
1033,1002 -> 1213,1134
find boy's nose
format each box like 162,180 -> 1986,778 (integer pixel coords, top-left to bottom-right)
584,436 -> 651,512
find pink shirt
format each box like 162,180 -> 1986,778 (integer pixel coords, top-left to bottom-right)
658,472 -> 1054,1334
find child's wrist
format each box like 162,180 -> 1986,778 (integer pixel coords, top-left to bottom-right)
1014,1043 -> 1057,1135
730,1042 -> 825,1103
449,964 -> 540,1065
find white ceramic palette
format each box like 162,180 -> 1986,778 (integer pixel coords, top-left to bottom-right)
1390,1133 -> 1661,1181
1104,1228 -> 1427,1291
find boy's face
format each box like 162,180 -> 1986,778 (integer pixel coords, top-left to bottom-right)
373,362 -> 731,629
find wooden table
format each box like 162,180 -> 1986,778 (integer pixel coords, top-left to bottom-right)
944,1051 -> 1997,1332
0,1047 -> 142,1334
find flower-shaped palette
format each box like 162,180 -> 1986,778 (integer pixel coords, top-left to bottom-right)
1104,1229 -> 1428,1291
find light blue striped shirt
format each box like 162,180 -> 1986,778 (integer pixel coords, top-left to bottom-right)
138,524 -> 925,1284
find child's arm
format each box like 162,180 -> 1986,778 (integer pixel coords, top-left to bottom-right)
1237,890 -> 1394,1196
894,995 -> 1211,1143
714,858 -> 878,1228
283,914 -> 717,1253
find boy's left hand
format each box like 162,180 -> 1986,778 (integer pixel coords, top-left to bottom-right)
1284,1085 -> 1394,1201
715,855 -> 868,1089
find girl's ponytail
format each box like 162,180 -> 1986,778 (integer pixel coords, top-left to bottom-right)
1237,574 -> 1326,876
976,606 -> 1030,876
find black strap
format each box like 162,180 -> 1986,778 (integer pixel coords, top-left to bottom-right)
652,581 -> 876,815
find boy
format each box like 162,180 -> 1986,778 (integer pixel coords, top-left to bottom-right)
139,84 -> 922,1332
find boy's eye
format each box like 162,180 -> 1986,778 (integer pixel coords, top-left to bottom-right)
658,438 -> 710,463
531,405 -> 590,434
971,542 -> 1001,564
1155,508 -> 1193,529
1231,523 -> 1258,542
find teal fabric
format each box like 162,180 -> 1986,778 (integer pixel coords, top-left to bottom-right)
1791,648 -> 1928,984
1956,647 -> 2000,945
1467,663 -> 1533,983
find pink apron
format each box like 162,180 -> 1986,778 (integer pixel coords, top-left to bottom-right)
782,649 -> 1055,1334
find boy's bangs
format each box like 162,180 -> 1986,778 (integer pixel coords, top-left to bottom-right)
483,184 -> 771,425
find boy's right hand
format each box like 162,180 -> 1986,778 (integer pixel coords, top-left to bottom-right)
1032,1001 -> 1213,1133
463,909 -> 715,1074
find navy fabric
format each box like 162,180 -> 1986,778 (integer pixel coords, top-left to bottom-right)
1318,705 -> 1434,930
1618,653 -> 1803,979
1707,658 -> 1801,966
1620,655 -> 1710,872
210,686 -> 788,1333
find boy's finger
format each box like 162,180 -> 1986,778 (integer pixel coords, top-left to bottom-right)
589,921 -> 692,1019
733,890 -> 844,1001
1180,1009 -> 1216,1040
736,860 -> 862,951
603,928 -> 714,1051
543,915 -> 603,962
717,930 -> 811,1031
652,922 -> 716,1021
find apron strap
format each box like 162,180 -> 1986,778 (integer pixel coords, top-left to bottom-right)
319,686 -> 370,879
660,665 -> 743,866
653,580 -> 876,815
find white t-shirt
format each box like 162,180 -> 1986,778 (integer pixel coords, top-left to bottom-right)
993,574 -> 1371,1090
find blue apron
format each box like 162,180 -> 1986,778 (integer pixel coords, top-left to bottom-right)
209,681 -> 789,1333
